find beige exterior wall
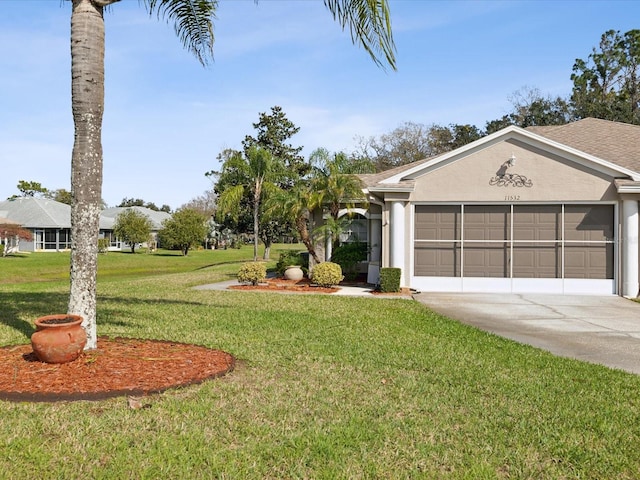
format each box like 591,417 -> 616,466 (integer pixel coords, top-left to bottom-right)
407,139 -> 618,203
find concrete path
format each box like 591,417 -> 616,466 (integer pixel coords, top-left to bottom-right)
414,293 -> 640,375
193,279 -> 412,298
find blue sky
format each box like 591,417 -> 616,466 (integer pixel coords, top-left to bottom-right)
1,0 -> 639,210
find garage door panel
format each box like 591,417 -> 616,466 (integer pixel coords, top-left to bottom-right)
565,243 -> 613,279
513,245 -> 560,278
415,206 -> 460,241
513,205 -> 560,241
463,245 -> 507,277
564,205 -> 614,242
414,242 -> 460,277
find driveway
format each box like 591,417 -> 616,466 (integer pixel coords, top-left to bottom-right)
414,293 -> 640,375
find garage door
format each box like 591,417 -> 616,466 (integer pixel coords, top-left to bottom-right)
413,204 -> 615,294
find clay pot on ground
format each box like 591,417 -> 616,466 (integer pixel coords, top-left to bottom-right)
31,314 -> 87,364
284,265 -> 304,281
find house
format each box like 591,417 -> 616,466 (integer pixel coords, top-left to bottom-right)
0,197 -> 73,251
0,198 -> 171,252
99,206 -> 171,250
333,118 -> 640,297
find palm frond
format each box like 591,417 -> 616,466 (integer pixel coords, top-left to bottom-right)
324,0 -> 396,71
143,0 -> 217,66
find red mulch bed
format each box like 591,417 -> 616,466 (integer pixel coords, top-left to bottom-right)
229,277 -> 339,294
0,337 -> 234,402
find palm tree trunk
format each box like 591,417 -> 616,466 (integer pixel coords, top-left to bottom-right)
68,0 -> 111,350
253,183 -> 260,262
296,215 -> 321,264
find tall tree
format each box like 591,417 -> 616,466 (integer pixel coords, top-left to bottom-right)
242,106 -> 307,186
66,0 -> 395,350
571,29 -> 640,124
485,87 -> 572,134
353,122 -> 433,171
215,146 -> 283,261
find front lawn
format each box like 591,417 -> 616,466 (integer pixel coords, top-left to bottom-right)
0,246 -> 639,478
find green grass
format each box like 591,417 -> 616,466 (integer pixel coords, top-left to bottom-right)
1,246 -> 640,478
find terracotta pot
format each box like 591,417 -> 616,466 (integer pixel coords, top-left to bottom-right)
31,314 -> 87,364
284,265 -> 304,281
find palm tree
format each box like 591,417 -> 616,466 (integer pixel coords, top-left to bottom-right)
67,0 -> 395,350
264,182 -> 322,265
310,150 -> 368,256
215,146 -> 283,261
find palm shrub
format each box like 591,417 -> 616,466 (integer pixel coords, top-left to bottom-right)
311,262 -> 343,287
237,262 -> 267,286
331,242 -> 368,281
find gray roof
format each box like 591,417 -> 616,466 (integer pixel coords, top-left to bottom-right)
100,206 -> 171,230
0,198 -> 171,230
0,216 -> 20,225
0,197 -> 71,228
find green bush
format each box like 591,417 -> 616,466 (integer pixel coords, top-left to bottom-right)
311,262 -> 343,287
379,267 -> 401,293
97,238 -> 110,254
331,242 -> 368,280
276,250 -> 308,276
237,262 -> 267,286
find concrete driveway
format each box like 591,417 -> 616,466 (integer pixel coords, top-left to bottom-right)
414,293 -> 640,375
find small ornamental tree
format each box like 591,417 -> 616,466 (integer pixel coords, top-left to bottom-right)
113,209 -> 152,254
0,223 -> 33,257
158,208 -> 208,256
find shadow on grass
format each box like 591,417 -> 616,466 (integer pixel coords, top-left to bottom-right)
0,291 -> 68,338
0,289 -> 234,339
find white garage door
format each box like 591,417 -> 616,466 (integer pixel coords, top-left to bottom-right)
412,204 -> 615,294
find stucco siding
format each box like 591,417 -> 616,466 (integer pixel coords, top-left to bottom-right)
408,140 -> 617,203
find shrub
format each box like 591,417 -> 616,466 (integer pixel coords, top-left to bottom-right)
311,262 -> 343,287
331,242 -> 368,280
379,268 -> 401,293
237,262 -> 267,286
276,250 -> 308,276
97,238 -> 110,254
0,244 -> 4,257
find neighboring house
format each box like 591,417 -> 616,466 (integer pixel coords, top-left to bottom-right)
100,206 -> 171,250
0,198 -> 171,252
322,118 -> 640,297
0,197 -> 72,251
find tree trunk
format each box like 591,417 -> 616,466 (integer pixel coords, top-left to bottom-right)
253,182 -> 261,262
68,0 -> 108,350
296,215 -> 321,264
262,239 -> 271,260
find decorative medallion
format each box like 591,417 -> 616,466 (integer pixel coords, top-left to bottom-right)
489,173 -> 533,187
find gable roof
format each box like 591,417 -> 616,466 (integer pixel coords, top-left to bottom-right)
100,206 -> 171,230
0,197 -> 71,228
365,119 -> 640,192
527,118 -> 640,173
0,199 -> 172,230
